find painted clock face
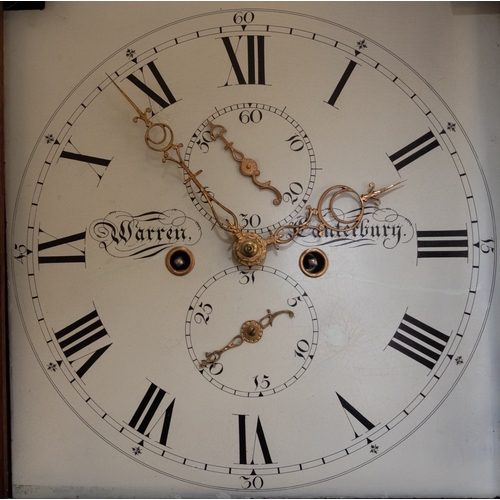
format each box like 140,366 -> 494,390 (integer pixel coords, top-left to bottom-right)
9,7 -> 496,494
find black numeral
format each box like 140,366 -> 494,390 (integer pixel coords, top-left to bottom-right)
222,35 -> 266,86
60,140 -> 112,182
388,131 -> 440,171
236,414 -> 273,465
388,313 -> 449,370
126,61 -> 177,112
129,382 -> 175,447
336,393 -> 375,439
417,229 -> 468,259
38,229 -> 86,264
325,59 -> 358,108
54,309 -> 111,378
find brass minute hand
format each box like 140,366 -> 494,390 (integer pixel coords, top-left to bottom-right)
207,121 -> 282,206
109,75 -> 404,267
269,180 -> 406,245
108,75 -> 240,235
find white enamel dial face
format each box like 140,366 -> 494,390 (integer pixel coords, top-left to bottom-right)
185,103 -> 317,233
7,5 -> 497,496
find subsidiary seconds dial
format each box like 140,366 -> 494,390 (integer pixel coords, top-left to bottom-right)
185,103 -> 317,233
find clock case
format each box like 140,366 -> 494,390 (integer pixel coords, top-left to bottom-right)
0,6 -> 11,498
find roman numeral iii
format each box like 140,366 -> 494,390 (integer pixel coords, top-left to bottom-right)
417,229 -> 469,259
388,313 -> 450,370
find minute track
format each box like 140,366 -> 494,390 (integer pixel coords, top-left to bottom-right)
8,6 -> 496,495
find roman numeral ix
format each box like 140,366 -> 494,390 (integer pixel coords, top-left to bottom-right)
38,229 -> 86,265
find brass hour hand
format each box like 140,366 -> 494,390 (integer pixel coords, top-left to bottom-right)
199,309 -> 294,368
207,121 -> 282,206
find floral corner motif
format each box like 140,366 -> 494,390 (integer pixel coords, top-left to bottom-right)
47,362 -> 58,372
357,39 -> 368,50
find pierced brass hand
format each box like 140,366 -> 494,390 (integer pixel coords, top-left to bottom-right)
109,74 -> 274,265
109,75 -> 404,267
108,75 -> 240,233
207,121 -> 282,206
199,309 -> 294,369
270,180 -> 406,245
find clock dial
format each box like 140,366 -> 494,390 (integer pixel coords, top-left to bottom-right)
6,4 -> 498,496
185,103 -> 317,233
186,265 -> 318,397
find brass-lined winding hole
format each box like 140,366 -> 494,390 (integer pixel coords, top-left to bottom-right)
299,248 -> 328,278
166,247 -> 195,276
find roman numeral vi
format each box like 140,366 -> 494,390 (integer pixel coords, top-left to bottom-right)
417,229 -> 468,259
236,414 -> 273,465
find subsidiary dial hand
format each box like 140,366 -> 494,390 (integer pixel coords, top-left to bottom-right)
199,309 -> 294,369
207,121 -> 283,205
